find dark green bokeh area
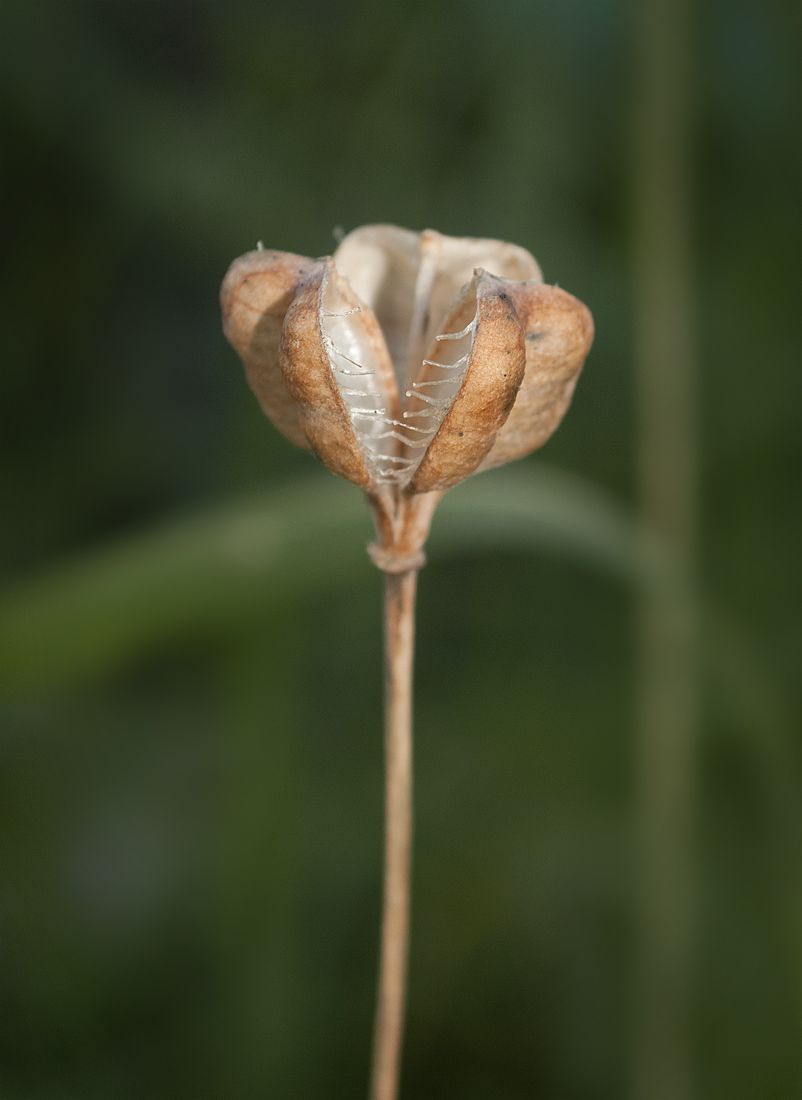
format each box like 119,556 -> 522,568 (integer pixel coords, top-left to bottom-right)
1,1 -> 799,1098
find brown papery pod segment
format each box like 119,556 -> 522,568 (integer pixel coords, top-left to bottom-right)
221,250 -> 321,450
410,273 -> 527,493
279,264 -> 383,491
477,283 -> 594,472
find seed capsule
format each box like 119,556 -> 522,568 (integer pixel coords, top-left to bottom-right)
221,226 -> 593,567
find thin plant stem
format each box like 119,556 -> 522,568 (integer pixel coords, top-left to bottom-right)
632,0 -> 698,1097
370,568 -> 418,1100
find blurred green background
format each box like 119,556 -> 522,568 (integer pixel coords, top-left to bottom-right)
0,1 -> 799,1097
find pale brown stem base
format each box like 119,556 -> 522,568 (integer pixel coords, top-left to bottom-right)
369,569 -> 418,1100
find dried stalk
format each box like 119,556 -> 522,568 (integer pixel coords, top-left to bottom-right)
632,1 -> 698,1097
221,225 -> 593,1098
370,568 -> 418,1100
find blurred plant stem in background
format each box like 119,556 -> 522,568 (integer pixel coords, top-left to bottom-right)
632,0 -> 698,1098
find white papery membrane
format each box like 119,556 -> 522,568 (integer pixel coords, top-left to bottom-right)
319,266 -> 477,487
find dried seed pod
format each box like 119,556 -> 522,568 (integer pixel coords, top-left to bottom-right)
221,226 -> 593,565
220,249 -> 322,450
478,282 -> 595,471
408,272 -> 527,493
332,225 -> 540,392
279,262 -> 400,490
